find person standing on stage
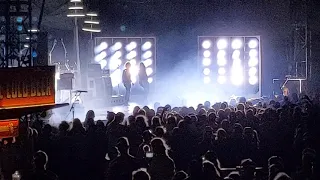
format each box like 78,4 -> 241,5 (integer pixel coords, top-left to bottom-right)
139,62 -> 149,96
122,62 -> 132,105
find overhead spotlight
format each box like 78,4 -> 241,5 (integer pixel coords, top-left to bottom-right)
217,39 -> 228,50
218,67 -> 226,75
232,50 -> 241,60
112,51 -> 122,59
114,42 -> 122,51
94,51 -> 107,62
249,76 -> 258,85
126,51 -> 137,59
148,77 -> 153,83
142,41 -> 152,51
203,76 -> 211,84
248,39 -> 258,49
217,76 -> 227,84
146,67 -> 153,76
232,39 -> 243,49
143,59 -> 153,67
217,50 -> 226,60
143,51 -> 152,59
94,42 -> 108,54
202,40 -> 211,49
249,49 -> 258,57
202,58 -> 211,66
248,57 -> 258,67
203,68 -> 210,75
217,58 -> 227,66
130,59 -> 137,66
248,67 -> 257,76
100,59 -> 107,69
126,42 -> 137,51
203,50 -> 211,58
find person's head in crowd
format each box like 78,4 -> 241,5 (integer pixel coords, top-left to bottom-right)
138,109 -> 147,116
151,116 -> 161,127
268,156 -> 284,169
71,118 -> 84,132
216,128 -> 227,141
150,137 -> 169,156
167,116 -> 177,127
107,111 -> 115,122
301,148 -> 316,171
85,110 -> 95,121
143,106 -> 150,112
273,172 -> 291,180
142,130 -> 154,143
220,119 -> 230,132
228,171 -> 240,180
172,170 -> 188,180
154,102 -> 160,111
203,126 -> 214,140
235,110 -> 245,121
230,99 -> 237,107
268,164 -> 282,180
198,108 -> 207,116
135,115 -> 148,129
125,61 -> 131,70
178,120 -> 188,131
232,123 -> 243,139
33,150 -> 48,170
165,104 -> 172,111
208,112 -> 217,122
96,120 -> 105,130
239,97 -> 246,104
246,109 -> 255,118
155,126 -> 165,138
274,102 -> 281,109
106,146 -> 118,161
133,106 -> 140,116
132,168 -> 150,180
237,103 -> 245,112
148,109 -> 156,119
240,159 -> 256,180
42,124 -> 52,136
58,121 -> 69,134
115,112 -> 125,124
204,101 -> 211,109
202,160 -> 220,179
220,102 -> 228,110
243,127 -> 254,139
217,109 -> 225,119
128,115 -> 135,125
86,118 -> 95,130
116,137 -> 130,155
203,150 -> 221,169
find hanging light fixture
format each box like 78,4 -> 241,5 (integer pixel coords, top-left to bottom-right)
82,12 -> 101,33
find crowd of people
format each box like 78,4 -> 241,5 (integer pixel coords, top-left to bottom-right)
0,93 -> 319,180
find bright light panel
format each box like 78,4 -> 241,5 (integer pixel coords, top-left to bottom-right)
204,76 -> 211,84
248,39 -> 258,49
126,42 -> 137,51
143,51 -> 152,59
130,59 -> 137,66
249,76 -> 258,85
113,42 -> 122,51
100,59 -> 107,69
217,39 -> 228,50
217,58 -> 227,66
148,77 -> 153,83
249,49 -> 258,58
142,41 -> 152,51
146,67 -> 153,76
94,51 -> 107,62
202,40 -> 211,49
144,59 -> 153,67
202,58 -> 211,66
248,57 -> 258,67
232,39 -> 242,49
110,69 -> 122,87
203,50 -> 211,58
249,67 -> 257,77
217,76 -> 227,84
232,50 -> 241,60
126,51 -> 137,59
203,68 -> 210,75
231,75 -> 243,86
94,42 -> 108,54
218,67 -> 226,75
109,59 -> 121,70
130,66 -> 139,77
217,50 -> 226,60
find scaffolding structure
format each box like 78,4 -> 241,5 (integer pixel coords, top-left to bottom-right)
0,0 -> 36,68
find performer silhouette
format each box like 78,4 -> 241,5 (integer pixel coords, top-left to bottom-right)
122,62 -> 132,105
138,62 -> 149,96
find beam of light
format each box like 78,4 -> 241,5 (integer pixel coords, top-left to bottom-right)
249,49 -> 258,58
143,59 -> 153,67
113,42 -> 122,51
148,77 -> 153,83
126,42 -> 137,51
110,69 -> 122,87
203,50 -> 211,58
100,59 -> 107,69
217,50 -> 226,60
203,68 -> 210,75
126,50 -> 137,60
232,39 -> 243,49
231,59 -> 243,86
112,51 -> 122,59
217,76 -> 227,84
249,76 -> 258,85
248,57 -> 258,67
232,50 -> 241,60
94,51 -> 107,62
143,51 -> 152,59
202,40 -> 211,49
217,39 -> 228,50
203,76 -> 211,84
94,42 -> 108,54
218,67 -> 226,75
142,41 -> 152,51
146,67 -> 153,76
248,67 -> 257,77
248,39 -> 258,49
217,58 -> 227,66
131,76 -> 137,83
202,58 -> 211,66
130,65 -> 139,77
109,59 -> 122,70
130,59 -> 137,66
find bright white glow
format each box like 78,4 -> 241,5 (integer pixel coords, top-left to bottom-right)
82,28 -> 101,33
232,50 -> 241,60
94,51 -> 107,62
231,75 -> 243,86
113,51 -> 122,59
233,58 -> 241,66
24,44 -> 29,48
143,51 -> 152,59
109,59 -> 121,70
67,13 -> 85,17
248,39 -> 258,49
249,49 -> 258,57
217,58 -> 227,66
100,59 -> 107,69
203,68 -> 210,75
86,13 -> 98,16
126,42 -> 137,51
130,66 -> 139,77
249,76 -> 258,85
202,58 -> 211,66
142,41 -> 152,51
202,40 -> 211,49
94,42 -> 108,54
113,42 -> 122,51
126,51 -> 137,59
70,0 -> 81,2
144,59 -> 153,67
217,76 -> 227,84
248,57 -> 259,67
148,77 -> 153,83
232,39 -> 243,49
131,76 -> 137,83
130,59 -> 137,66
231,59 -> 243,85
68,6 -> 84,10
55,72 -> 60,80
84,20 -> 100,24
217,50 -> 226,59
218,67 -> 226,75
146,67 -> 153,76
217,39 -> 228,50
110,69 -> 122,87
204,76 -> 211,84
249,67 -> 258,76
203,50 -> 211,58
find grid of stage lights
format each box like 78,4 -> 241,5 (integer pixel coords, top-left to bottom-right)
199,36 -> 260,88
94,37 -> 156,87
